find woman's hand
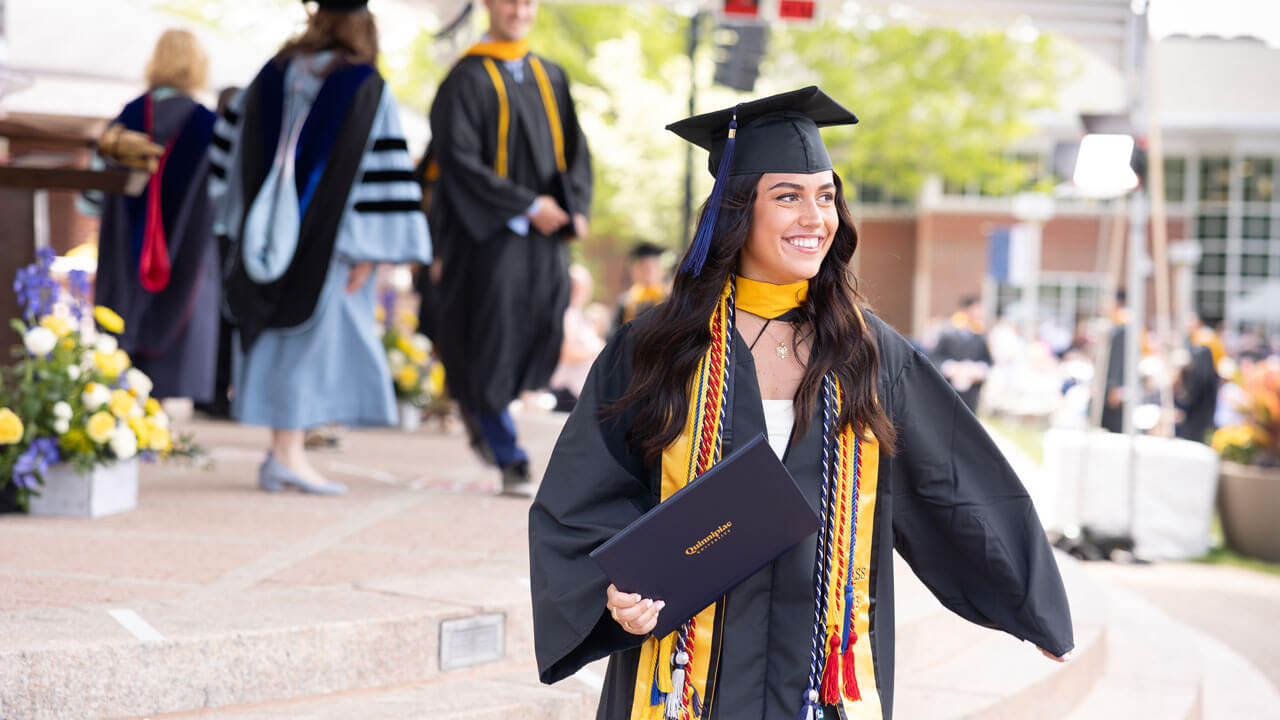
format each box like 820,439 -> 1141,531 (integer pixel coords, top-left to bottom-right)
1039,647 -> 1073,662
346,262 -> 373,294
606,584 -> 664,636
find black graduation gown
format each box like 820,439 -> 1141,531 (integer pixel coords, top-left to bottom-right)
930,327 -> 992,413
427,53 -> 592,414
94,93 -> 219,402
528,311 -> 1074,719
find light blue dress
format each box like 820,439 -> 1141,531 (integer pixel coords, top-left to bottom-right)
210,52 -> 431,430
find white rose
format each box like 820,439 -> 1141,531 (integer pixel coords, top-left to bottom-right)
82,384 -> 111,411
53,401 -> 73,420
67,365 -> 81,381
52,418 -> 70,435
124,368 -> 153,399
387,349 -> 407,371
95,334 -> 119,354
152,412 -> 170,430
411,334 -> 432,354
23,326 -> 57,356
109,422 -> 138,460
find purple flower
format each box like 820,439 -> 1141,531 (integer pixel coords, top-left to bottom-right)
67,270 -> 91,320
13,257 -> 61,322
380,287 -> 396,327
12,437 -> 62,489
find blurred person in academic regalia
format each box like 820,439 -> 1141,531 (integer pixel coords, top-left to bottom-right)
210,0 -> 431,495
82,29 -> 220,404
611,240 -> 669,335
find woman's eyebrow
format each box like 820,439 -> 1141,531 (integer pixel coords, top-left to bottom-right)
766,182 -> 837,191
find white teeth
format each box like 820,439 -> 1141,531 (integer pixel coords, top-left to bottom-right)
785,237 -> 819,249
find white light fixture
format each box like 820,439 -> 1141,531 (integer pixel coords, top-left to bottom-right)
1072,133 -> 1139,199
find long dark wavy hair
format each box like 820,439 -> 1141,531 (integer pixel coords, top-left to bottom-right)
613,171 -> 897,466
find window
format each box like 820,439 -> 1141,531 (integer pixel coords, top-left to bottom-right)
1243,215 -> 1271,239
1196,214 -> 1228,238
1163,156 -> 1186,203
1199,156 -> 1231,202
1242,157 -> 1274,203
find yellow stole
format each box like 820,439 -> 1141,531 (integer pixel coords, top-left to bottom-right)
630,277 -> 884,719
462,41 -> 567,178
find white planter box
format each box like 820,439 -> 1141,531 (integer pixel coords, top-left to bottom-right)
397,401 -> 421,432
28,458 -> 139,517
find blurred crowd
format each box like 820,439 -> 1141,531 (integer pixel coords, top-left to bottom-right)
916,290 -> 1278,445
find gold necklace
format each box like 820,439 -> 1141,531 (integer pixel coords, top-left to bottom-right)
747,317 -> 792,360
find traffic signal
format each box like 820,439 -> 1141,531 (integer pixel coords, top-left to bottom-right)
712,20 -> 769,93
777,0 -> 817,21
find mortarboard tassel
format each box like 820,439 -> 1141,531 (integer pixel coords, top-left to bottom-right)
680,111 -> 738,277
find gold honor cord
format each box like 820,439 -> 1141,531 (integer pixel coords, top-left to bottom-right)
479,58 -> 509,178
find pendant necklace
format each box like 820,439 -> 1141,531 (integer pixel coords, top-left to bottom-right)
747,317 -> 790,360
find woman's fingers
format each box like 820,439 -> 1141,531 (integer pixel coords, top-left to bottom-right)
606,584 -> 642,610
605,585 -> 665,635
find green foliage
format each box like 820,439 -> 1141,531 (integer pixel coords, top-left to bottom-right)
772,22 -> 1066,198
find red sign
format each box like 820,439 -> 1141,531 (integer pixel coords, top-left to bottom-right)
723,0 -> 760,18
777,0 -> 816,20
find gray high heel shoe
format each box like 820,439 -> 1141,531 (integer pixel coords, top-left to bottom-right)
258,453 -> 348,496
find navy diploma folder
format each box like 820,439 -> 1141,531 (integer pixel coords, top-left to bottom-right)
589,434 -> 821,639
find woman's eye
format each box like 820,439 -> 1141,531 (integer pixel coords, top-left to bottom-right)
818,193 -> 835,203
776,193 -> 799,202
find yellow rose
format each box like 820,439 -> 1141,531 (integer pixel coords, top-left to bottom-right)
86,411 -> 116,444
94,306 -> 125,334
0,408 -> 24,445
127,415 -> 151,448
397,336 -> 427,366
395,365 -> 420,391
397,309 -> 419,332
375,305 -> 386,324
148,424 -> 172,453
429,364 -> 446,397
145,398 -> 162,416
94,349 -> 131,378
40,314 -> 74,338
108,389 -> 135,418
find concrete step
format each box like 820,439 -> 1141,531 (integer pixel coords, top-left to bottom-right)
0,577 -> 530,720
1064,584 -> 1202,720
146,667 -> 598,720
894,550 -> 1108,719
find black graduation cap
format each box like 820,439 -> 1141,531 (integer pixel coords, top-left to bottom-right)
666,86 -> 857,275
305,0 -> 369,12
629,241 -> 666,260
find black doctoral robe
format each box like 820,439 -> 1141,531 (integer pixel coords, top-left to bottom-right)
427,52 -> 592,414
529,311 -> 1074,719
93,92 -> 219,402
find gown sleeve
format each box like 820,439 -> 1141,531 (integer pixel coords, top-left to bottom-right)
556,62 -> 592,219
887,340 -> 1075,658
337,84 -> 432,265
208,86 -> 248,241
529,325 -> 654,684
429,63 -> 541,244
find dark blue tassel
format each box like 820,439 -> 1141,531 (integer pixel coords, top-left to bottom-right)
651,659 -> 664,706
681,112 -> 739,277
840,583 -> 854,654
795,689 -> 819,720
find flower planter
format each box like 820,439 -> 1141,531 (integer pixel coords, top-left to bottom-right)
27,458 -> 139,517
1218,461 -> 1280,563
397,400 -> 422,433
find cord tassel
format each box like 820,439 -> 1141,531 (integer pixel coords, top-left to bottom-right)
795,689 -> 819,720
665,651 -> 689,719
680,113 -> 738,277
820,631 -> 842,705
842,629 -> 861,702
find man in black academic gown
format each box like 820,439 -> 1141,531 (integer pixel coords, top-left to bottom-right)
426,0 -> 592,491
611,240 -> 669,337
930,295 -> 993,414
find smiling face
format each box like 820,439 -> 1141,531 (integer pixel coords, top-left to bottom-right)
739,171 -> 838,285
485,0 -> 538,42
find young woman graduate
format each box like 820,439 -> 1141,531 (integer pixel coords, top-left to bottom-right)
210,0 -> 431,494
528,87 -> 1074,720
